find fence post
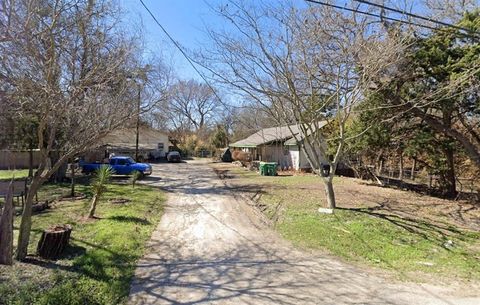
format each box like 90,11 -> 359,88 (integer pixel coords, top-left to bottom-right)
0,181 -> 14,265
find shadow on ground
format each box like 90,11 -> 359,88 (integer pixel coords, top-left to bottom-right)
129,237 -> 457,305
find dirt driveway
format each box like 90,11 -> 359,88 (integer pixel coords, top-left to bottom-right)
128,160 -> 479,305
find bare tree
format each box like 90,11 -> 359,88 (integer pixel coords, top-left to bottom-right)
200,1 -> 405,209
141,57 -> 175,127
0,0 -> 152,260
229,106 -> 278,142
422,0 -> 479,22
168,79 -> 222,131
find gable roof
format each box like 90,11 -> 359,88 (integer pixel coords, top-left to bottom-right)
230,121 -> 327,148
99,127 -> 171,150
230,125 -> 300,147
284,121 -> 328,145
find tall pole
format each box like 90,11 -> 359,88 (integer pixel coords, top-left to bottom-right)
135,83 -> 141,161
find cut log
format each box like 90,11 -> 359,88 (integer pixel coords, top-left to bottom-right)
36,224 -> 72,259
32,200 -> 49,213
0,181 -> 14,265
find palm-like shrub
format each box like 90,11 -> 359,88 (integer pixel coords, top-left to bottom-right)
87,165 -> 114,218
129,170 -> 142,188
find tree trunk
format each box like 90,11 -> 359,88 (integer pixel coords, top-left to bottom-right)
411,158 -> 416,180
398,151 -> 404,181
88,194 -> 99,218
49,153 -> 67,183
70,163 -> 75,197
0,182 -> 14,265
37,225 -> 72,259
402,104 -> 480,169
16,178 -> 41,261
28,147 -> 33,178
443,146 -> 457,198
323,177 -> 336,209
376,156 -> 384,176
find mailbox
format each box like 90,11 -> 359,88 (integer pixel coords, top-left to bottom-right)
321,163 -> 331,177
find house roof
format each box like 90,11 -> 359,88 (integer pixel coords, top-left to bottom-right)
99,127 -> 170,151
230,125 -> 300,147
284,122 -> 328,145
230,121 -> 327,148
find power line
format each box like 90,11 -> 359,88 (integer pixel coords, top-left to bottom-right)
305,0 -> 437,30
304,0 -> 478,39
138,0 -> 231,109
353,0 -> 474,34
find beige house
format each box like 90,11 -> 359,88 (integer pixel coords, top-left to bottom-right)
230,122 -> 328,170
85,127 -> 171,162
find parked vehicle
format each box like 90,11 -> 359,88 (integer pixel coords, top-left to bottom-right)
80,156 -> 152,177
167,151 -> 181,163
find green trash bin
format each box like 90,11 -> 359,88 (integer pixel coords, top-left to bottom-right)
259,162 -> 266,175
259,162 -> 277,176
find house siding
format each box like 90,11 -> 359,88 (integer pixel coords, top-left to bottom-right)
85,128 -> 171,162
260,144 -> 293,169
288,146 -> 301,170
288,143 -> 328,170
229,122 -> 328,171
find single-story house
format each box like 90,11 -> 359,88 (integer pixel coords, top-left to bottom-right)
84,127 -> 171,162
229,122 -> 328,170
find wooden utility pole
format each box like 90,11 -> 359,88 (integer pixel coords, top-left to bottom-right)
135,84 -> 141,162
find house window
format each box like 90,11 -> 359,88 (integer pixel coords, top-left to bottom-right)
157,143 -> 164,152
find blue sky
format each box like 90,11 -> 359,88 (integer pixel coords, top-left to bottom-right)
120,0 -> 315,80
121,0 -> 232,80
120,1 -> 431,81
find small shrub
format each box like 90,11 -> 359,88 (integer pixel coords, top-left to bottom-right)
129,170 -> 142,188
232,150 -> 251,162
88,165 -> 114,218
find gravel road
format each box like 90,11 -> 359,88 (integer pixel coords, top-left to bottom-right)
128,160 -> 479,305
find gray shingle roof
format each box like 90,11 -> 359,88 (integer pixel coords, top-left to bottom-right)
284,121 -> 328,145
230,121 -> 327,147
99,127 -> 170,150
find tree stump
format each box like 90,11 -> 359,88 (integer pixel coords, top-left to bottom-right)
32,200 -> 50,213
36,224 -> 72,259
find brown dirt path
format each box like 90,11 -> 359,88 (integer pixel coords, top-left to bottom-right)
128,160 -> 479,305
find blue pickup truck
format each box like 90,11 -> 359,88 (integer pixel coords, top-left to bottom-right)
79,156 -> 152,177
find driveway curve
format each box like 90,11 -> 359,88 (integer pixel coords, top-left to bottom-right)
128,160 -> 479,305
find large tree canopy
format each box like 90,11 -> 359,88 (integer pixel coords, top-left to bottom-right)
200,1 -> 405,209
347,11 -> 480,197
0,0 -> 152,260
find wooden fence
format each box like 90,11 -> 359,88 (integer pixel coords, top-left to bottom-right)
0,150 -> 41,170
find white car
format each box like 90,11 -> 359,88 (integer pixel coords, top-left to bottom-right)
167,151 -> 181,162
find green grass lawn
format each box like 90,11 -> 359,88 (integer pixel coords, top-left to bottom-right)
0,181 -> 165,305
279,209 -> 480,280
0,169 -> 30,180
223,164 -> 480,281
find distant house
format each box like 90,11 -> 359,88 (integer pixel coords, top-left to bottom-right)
229,122 -> 328,170
84,127 -> 171,162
